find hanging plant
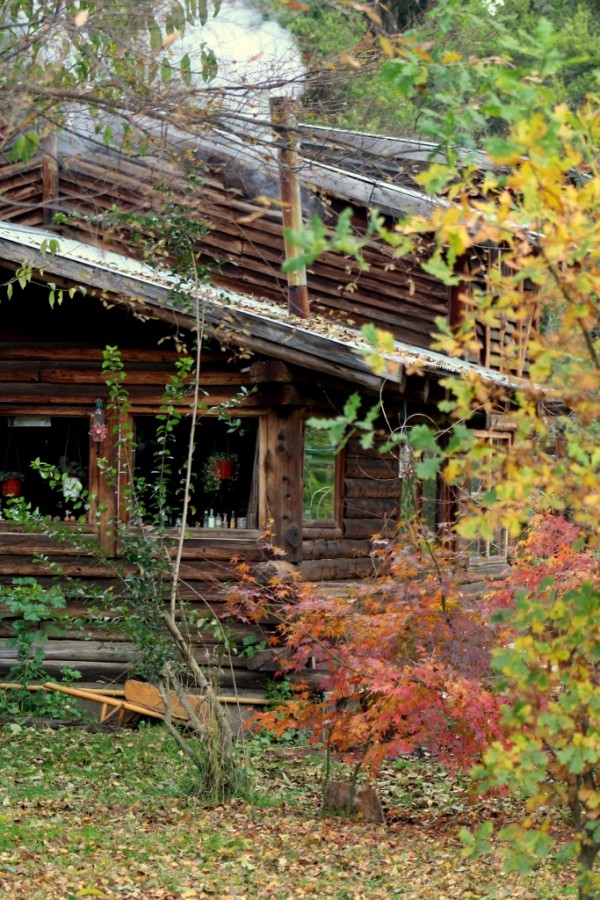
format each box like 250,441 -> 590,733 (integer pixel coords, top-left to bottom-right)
0,471 -> 24,498
201,452 -> 238,493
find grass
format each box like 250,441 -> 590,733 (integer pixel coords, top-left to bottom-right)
0,722 -> 578,899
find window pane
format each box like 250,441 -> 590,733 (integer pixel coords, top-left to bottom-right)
460,431 -> 510,561
0,416 -> 89,519
132,416 -> 259,529
303,424 -> 336,521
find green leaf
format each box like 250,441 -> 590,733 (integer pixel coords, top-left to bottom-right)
8,131 -> 40,164
415,456 -> 440,480
408,425 -> 440,455
180,53 -> 192,86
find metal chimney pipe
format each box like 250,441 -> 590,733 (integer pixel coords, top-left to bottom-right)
270,96 -> 310,320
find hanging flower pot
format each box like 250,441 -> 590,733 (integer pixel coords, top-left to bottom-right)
201,454 -> 238,493
215,458 -> 234,480
1,473 -> 23,497
90,399 -> 107,443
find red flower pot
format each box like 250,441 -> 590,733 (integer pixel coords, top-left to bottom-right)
2,478 -> 22,498
215,458 -> 234,480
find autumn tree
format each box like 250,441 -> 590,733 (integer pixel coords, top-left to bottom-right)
270,0 -> 599,890
466,516 -> 600,898
364,6 -> 599,894
259,0 -> 600,135
227,525 -> 504,772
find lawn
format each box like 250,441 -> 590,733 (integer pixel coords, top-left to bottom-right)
0,722 -> 575,899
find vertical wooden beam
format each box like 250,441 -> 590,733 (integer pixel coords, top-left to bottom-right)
41,131 -> 59,229
270,97 -> 310,320
264,407 -> 304,563
91,407 -> 120,556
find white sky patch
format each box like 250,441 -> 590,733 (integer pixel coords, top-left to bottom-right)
482,0 -> 505,14
24,0 -> 304,146
167,0 -> 305,125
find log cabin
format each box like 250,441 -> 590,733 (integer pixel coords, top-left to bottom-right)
0,118 -> 533,693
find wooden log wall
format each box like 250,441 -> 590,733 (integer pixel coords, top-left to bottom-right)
0,527 -> 275,690
0,287 -> 282,691
0,146 -> 540,375
461,250 -> 539,377
0,148 -> 450,351
0,283 -> 420,691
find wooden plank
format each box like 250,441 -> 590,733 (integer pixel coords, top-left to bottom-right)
345,457 -> 399,478
43,682 -> 166,720
0,362 -> 40,382
39,366 -> 249,387
0,533 -> 100,556
344,497 -> 399,518
0,659 -> 132,678
0,557 -> 113,577
124,679 -> 208,722
299,557 -> 374,581
0,640 -> 135,662
302,538 -> 372,561
0,346 -> 181,363
343,518 -> 396,539
344,477 -> 401,499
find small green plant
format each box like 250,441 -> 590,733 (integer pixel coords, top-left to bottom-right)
0,577 -> 83,719
239,634 -> 268,659
265,677 -> 295,706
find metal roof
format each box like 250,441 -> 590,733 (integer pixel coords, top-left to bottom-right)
0,221 -> 520,391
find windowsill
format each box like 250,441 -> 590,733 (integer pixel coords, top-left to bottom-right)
124,525 -> 260,539
183,527 -> 260,538
0,519 -> 97,532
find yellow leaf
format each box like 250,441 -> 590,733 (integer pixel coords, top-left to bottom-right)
339,53 -> 361,71
379,36 -> 395,59
162,31 -> 181,49
73,10 -> 89,28
441,51 -> 462,63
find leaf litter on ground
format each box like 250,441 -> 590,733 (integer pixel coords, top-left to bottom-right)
0,723 -> 577,899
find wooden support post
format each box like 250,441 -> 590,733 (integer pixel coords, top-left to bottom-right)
264,407 -> 304,563
91,406 -> 124,555
270,97 -> 310,320
41,131 -> 59,229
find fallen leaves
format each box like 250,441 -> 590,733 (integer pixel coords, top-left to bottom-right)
0,726 -> 571,899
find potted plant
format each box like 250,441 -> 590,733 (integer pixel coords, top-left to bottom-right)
201,452 -> 237,493
0,470 -> 24,498
58,455 -> 86,501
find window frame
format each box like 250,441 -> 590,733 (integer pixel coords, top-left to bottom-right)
120,408 -> 264,536
457,428 -> 512,565
301,420 -> 343,533
0,408 -> 100,529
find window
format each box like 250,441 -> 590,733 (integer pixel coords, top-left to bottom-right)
303,423 -> 338,523
458,430 -> 511,561
396,437 -> 438,534
131,415 -> 259,530
0,416 -> 91,521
